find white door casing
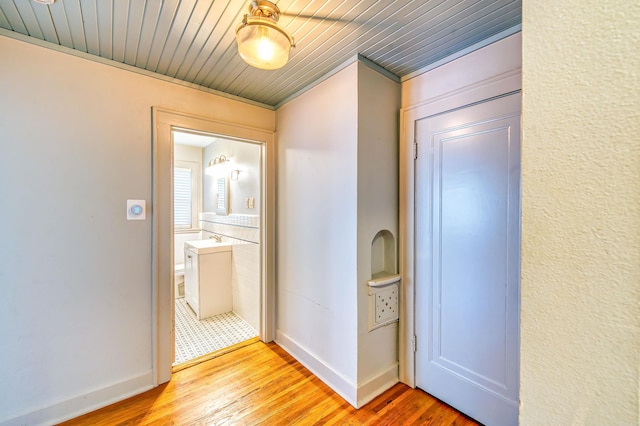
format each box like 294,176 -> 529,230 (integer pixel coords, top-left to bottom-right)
151,108 -> 276,385
399,69 -> 522,387
414,93 -> 521,425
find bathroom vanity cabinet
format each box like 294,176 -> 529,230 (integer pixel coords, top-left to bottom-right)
184,240 -> 233,320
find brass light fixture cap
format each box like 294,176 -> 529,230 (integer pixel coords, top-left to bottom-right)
248,0 -> 281,21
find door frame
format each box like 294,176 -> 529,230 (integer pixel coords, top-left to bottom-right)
399,69 -> 522,387
151,107 -> 276,385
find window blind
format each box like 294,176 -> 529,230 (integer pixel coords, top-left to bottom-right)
217,177 -> 226,210
174,167 -> 192,227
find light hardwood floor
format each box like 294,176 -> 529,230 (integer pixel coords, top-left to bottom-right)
60,342 -> 480,425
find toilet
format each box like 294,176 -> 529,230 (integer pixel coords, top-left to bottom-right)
174,232 -> 202,298
175,263 -> 185,297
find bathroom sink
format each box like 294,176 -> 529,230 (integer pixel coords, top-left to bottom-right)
183,239 -> 233,319
185,240 -> 233,254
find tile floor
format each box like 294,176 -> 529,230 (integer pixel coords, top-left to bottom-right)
174,298 -> 258,365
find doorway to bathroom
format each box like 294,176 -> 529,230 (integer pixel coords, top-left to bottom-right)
172,130 -> 263,369
152,107 -> 276,385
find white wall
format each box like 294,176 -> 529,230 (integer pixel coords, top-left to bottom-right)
520,2 -> 639,424
275,61 -> 401,407
0,35 -> 274,425
203,140 -> 261,215
356,63 -> 400,401
276,63 -> 360,401
175,143 -> 203,164
229,240 -> 260,331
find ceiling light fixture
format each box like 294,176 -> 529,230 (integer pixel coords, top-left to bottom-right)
236,1 -> 295,70
33,0 -> 55,4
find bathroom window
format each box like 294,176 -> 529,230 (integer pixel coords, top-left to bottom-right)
174,160 -> 201,231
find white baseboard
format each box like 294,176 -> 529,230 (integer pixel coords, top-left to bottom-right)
275,331 -> 400,409
0,371 -> 153,426
356,362 -> 399,408
276,330 -> 358,406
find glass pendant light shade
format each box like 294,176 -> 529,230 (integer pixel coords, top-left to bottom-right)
236,1 -> 295,70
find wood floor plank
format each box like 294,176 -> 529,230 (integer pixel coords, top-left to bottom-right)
59,342 -> 480,425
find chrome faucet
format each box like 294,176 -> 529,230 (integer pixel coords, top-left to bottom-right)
209,234 -> 222,242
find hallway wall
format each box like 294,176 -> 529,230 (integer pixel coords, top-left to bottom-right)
275,62 -> 359,402
275,60 -> 400,407
0,35 -> 274,425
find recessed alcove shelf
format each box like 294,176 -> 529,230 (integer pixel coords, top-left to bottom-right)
370,230 -> 396,277
368,273 -> 401,288
368,230 -> 400,330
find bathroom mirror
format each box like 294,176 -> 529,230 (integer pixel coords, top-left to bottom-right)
215,176 -> 229,215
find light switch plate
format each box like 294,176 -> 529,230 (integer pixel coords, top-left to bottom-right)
127,199 -> 146,220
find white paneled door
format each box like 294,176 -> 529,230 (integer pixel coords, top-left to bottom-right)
415,93 -> 521,426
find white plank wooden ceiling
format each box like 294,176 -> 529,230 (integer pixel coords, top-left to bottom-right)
0,0 -> 521,107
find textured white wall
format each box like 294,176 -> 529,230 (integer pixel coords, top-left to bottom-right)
0,35 -> 273,424
521,2 -> 640,424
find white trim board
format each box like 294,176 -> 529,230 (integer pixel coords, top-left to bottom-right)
401,25 -> 522,83
0,372 -> 153,426
275,331 -> 399,409
276,331 -> 358,407
356,363 -> 399,408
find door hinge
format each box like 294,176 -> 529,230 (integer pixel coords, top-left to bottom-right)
413,142 -> 418,160
412,334 -> 417,352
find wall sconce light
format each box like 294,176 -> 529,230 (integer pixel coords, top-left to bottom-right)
236,1 -> 295,70
231,170 -> 241,181
208,155 -> 229,168
205,155 -> 229,175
